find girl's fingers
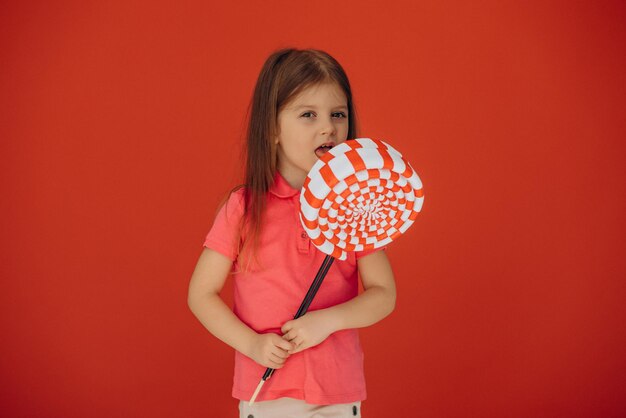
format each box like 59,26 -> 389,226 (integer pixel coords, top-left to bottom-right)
280,321 -> 292,334
283,331 -> 300,343
270,352 -> 286,363
276,337 -> 295,352
289,344 -> 303,355
269,359 -> 284,369
287,338 -> 304,354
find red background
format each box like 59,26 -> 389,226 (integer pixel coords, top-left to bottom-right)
2,1 -> 625,417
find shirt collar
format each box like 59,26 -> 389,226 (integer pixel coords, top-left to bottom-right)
269,170 -> 300,198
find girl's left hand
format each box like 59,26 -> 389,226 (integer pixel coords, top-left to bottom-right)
280,310 -> 336,354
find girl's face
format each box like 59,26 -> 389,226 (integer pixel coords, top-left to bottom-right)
275,82 -> 349,189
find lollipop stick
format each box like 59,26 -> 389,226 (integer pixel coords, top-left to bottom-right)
295,255 -> 334,317
249,255 -> 335,405
249,379 -> 265,406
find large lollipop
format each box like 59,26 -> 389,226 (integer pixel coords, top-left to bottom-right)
249,137 -> 424,404
301,137 -> 424,260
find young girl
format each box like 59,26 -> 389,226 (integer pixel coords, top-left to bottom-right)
188,48 -> 396,418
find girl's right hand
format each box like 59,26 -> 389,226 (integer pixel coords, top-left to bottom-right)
248,333 -> 295,369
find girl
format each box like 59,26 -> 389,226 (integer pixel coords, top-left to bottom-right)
188,48 -> 396,418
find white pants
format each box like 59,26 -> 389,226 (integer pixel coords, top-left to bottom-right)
239,397 -> 362,418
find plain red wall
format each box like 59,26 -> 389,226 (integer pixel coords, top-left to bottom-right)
2,1 -> 625,417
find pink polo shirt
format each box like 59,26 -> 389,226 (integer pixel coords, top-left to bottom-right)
203,170 -> 384,405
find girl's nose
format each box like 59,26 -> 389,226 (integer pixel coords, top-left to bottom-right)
320,116 -> 337,136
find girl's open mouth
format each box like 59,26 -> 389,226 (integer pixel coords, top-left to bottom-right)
315,144 -> 334,158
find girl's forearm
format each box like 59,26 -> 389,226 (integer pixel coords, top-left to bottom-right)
323,285 -> 396,332
188,293 -> 257,357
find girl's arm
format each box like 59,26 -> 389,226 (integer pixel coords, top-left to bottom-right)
281,250 -> 396,353
187,247 -> 294,368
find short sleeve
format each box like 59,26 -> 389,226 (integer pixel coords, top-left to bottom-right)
203,190 -> 245,261
355,245 -> 387,260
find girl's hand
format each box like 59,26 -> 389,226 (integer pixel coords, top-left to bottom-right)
280,310 -> 336,355
248,333 -> 295,369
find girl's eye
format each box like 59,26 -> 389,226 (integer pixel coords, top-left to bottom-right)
300,112 -> 347,118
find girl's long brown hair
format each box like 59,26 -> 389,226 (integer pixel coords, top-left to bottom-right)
225,48 -> 359,272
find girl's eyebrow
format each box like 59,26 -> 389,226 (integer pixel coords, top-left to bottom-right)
292,104 -> 348,110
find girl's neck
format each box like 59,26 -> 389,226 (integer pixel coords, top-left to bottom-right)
277,168 -> 305,191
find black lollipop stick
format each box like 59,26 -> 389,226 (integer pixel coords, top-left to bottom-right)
248,254 -> 335,404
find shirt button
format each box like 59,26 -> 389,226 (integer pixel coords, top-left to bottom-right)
300,232 -> 307,239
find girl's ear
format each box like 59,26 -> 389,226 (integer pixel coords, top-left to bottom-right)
273,121 -> 282,145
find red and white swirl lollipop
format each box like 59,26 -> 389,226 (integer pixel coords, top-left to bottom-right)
249,137 -> 424,404
301,137 -> 424,260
